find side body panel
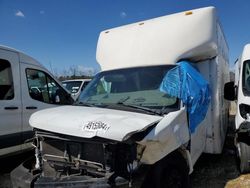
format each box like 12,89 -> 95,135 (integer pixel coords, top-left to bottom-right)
234,60 -> 240,130
0,48 -> 22,153
235,58 -> 245,130
196,58 -> 229,154
202,23 -> 229,154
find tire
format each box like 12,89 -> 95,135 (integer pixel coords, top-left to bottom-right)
142,151 -> 190,188
10,157 -> 39,188
160,162 -> 189,188
237,142 -> 250,173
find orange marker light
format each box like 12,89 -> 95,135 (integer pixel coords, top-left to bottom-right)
185,11 -> 193,16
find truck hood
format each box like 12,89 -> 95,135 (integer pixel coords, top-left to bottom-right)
29,106 -> 162,141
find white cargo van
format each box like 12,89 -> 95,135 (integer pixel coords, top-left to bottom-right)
225,44 -> 250,173
11,7 -> 229,187
0,45 -> 73,157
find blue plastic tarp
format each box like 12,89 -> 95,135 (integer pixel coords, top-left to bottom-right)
160,61 -> 211,133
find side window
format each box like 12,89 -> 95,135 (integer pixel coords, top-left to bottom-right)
244,62 -> 250,90
0,59 -> 14,100
26,69 -> 73,105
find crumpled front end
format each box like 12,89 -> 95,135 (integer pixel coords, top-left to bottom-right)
27,129 -> 151,188
11,108 -> 191,188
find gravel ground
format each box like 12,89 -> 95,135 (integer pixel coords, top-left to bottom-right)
191,129 -> 241,188
0,115 -> 249,188
191,115 -> 250,188
191,141 -> 250,188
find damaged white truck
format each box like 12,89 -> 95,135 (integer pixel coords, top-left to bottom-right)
11,7 -> 229,188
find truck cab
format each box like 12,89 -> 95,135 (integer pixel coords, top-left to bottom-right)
0,45 -> 73,157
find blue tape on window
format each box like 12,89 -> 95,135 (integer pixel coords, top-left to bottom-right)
160,61 -> 211,133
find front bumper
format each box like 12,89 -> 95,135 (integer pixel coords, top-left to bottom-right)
11,158 -> 143,188
34,176 -> 129,188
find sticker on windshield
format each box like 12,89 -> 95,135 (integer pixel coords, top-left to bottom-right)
82,121 -> 111,132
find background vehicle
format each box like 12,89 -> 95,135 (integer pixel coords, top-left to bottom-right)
0,45 -> 73,157
225,44 -> 250,173
11,7 -> 229,187
62,79 -> 91,100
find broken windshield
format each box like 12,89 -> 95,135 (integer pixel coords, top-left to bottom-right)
78,65 -> 179,112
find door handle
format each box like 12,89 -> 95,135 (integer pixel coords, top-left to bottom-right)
4,106 -> 18,110
26,106 -> 37,110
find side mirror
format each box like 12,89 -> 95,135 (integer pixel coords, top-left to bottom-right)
54,88 -> 74,104
224,81 -> 236,101
55,95 -> 60,103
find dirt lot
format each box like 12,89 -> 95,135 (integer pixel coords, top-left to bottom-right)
1,115 -> 250,188
190,129 -> 247,188
191,114 -> 250,188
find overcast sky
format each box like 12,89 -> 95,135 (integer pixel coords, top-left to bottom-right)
1,0 -> 250,75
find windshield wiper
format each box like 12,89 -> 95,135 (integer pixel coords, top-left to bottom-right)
74,101 -> 96,107
116,102 -> 162,116
75,101 -> 165,116
159,106 -> 173,115
117,96 -> 130,103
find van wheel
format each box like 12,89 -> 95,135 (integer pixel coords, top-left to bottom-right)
237,142 -> 250,173
142,152 -> 190,188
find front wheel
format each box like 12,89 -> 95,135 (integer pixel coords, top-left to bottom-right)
142,151 -> 190,188
160,161 -> 190,188
237,142 -> 250,173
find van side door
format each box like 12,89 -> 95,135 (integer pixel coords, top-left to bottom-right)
0,49 -> 22,153
20,62 -> 72,142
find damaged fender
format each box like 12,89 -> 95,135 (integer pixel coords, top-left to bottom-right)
138,107 -> 190,165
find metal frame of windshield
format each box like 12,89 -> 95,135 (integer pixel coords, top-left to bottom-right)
78,65 -> 180,112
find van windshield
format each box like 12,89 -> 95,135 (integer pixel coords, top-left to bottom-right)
242,60 -> 250,96
78,65 -> 179,113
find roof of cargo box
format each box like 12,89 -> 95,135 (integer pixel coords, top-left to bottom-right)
0,45 -> 44,68
96,7 -> 220,71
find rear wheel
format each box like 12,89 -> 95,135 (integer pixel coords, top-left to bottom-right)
237,142 -> 250,173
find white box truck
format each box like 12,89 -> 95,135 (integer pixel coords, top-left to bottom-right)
11,7 -> 229,188
225,44 -> 250,173
0,45 -> 73,157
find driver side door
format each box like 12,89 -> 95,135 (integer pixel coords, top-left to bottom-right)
20,63 -> 73,142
